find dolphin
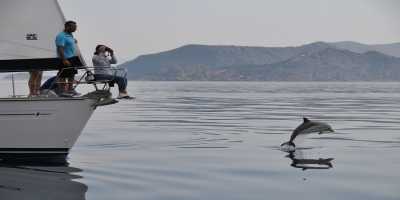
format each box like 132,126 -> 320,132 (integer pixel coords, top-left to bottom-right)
281,117 -> 334,148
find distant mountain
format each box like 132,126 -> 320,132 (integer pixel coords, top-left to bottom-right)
120,41 -> 400,81
216,48 -> 400,81
331,41 -> 400,58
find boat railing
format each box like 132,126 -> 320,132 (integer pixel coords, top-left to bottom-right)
4,66 -> 127,98
43,66 -> 127,95
75,66 -> 127,90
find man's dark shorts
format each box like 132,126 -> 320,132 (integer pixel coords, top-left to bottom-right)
58,56 -> 82,78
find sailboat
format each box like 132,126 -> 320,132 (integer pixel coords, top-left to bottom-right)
0,0 -> 117,160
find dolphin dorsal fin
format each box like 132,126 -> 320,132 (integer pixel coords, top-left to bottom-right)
303,117 -> 310,123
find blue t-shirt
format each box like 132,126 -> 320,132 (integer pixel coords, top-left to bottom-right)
55,32 -> 75,59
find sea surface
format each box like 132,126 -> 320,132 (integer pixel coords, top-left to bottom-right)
1,81 -> 400,200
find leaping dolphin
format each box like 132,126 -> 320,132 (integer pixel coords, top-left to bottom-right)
281,117 -> 334,148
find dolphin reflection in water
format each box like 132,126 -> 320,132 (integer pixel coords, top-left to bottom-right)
286,151 -> 334,170
281,117 -> 334,151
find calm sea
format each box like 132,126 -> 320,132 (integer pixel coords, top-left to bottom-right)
1,81 -> 400,200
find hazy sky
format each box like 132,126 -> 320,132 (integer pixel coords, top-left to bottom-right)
59,0 -> 400,63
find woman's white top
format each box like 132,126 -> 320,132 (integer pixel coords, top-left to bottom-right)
92,53 -> 117,75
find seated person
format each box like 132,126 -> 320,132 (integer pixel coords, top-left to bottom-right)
40,76 -> 79,96
39,76 -> 59,97
40,76 -> 57,90
92,45 -> 133,99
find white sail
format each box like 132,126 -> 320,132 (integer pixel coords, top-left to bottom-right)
0,0 -> 65,59
0,0 -> 84,71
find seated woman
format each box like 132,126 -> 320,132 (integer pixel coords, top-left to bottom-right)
92,45 -> 133,99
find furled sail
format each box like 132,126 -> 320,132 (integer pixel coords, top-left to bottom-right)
0,0 -> 83,72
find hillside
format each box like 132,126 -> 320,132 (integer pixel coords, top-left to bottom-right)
120,41 -> 400,81
331,41 -> 400,58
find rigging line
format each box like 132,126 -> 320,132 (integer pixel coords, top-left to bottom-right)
0,39 -> 54,53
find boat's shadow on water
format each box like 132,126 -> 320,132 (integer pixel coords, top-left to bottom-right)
0,160 -> 87,200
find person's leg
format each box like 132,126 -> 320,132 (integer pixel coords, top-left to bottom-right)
59,68 -> 76,94
40,76 -> 58,93
57,68 -> 68,93
68,68 -> 78,92
115,76 -> 134,99
120,70 -> 129,93
34,71 -> 43,94
94,73 -> 117,90
123,77 -> 128,91
68,76 -> 74,91
28,71 -> 35,96
61,78 -> 68,92
94,74 -> 132,98
28,71 -> 42,96
94,74 -> 113,81
114,76 -> 127,94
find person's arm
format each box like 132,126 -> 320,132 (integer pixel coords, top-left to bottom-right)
109,54 -> 117,65
57,46 -> 71,65
107,48 -> 117,64
92,55 -> 110,66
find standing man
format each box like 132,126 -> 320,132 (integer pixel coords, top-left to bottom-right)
55,20 -> 80,95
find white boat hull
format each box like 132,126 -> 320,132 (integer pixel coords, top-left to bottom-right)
0,97 -> 97,159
